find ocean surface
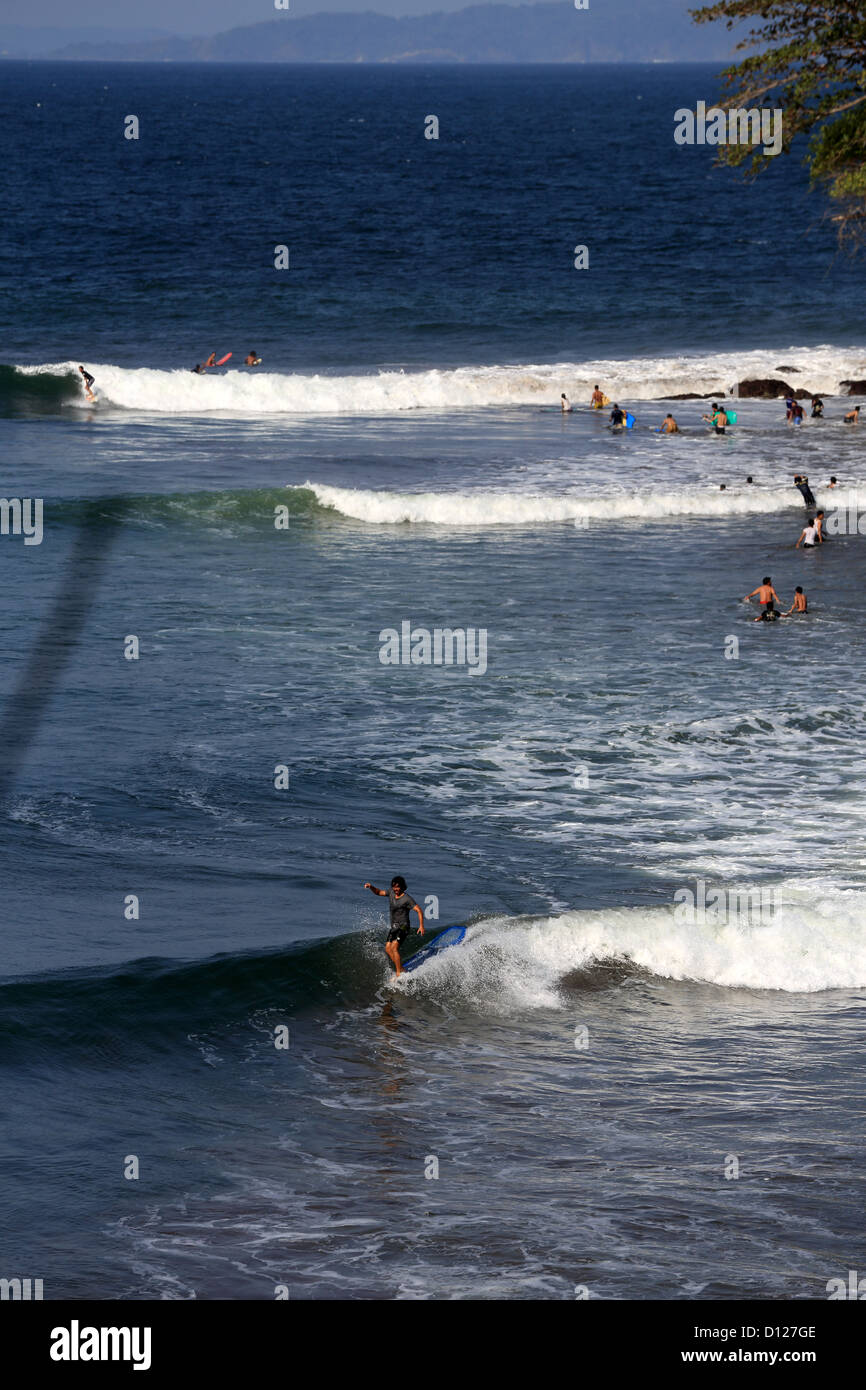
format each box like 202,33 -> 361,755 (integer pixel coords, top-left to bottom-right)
1,60 -> 866,1301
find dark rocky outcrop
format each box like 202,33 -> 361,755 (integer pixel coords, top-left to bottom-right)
840,380 -> 866,395
737,378 -> 811,399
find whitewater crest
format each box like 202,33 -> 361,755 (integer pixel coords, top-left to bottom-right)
304,481 -> 807,526
403,891 -> 866,1010
11,344 -> 866,415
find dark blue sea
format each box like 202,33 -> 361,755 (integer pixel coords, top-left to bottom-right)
1,61 -> 866,1301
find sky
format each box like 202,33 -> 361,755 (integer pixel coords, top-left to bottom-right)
0,0 -> 523,31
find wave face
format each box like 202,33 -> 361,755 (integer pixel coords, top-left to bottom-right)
305,481 -> 806,525
3,886 -> 862,1063
6,345 -> 866,416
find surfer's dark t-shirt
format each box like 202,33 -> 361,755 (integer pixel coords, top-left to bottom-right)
388,890 -> 417,934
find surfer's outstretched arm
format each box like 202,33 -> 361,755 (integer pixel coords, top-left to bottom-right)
364,882 -> 387,896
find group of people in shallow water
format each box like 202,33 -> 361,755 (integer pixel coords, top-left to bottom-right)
744,579 -> 807,621
743,473 -> 840,623
559,388 -> 734,435
554,382 -> 854,629
787,394 -> 860,424
558,385 -> 861,432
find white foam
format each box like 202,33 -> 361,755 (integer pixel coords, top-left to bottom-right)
405,890 -> 866,1008
18,344 -> 866,415
306,481 -> 805,525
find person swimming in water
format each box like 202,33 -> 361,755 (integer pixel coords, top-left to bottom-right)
658,413 -> 679,433
844,405 -> 860,423
811,396 -> 824,418
782,586 -> 807,615
364,875 -> 424,977
78,365 -> 95,401
745,576 -> 782,618
560,393 -> 573,413
796,518 -> 821,549
244,351 -> 262,366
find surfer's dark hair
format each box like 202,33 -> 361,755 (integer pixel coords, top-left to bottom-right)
391,875 -> 406,891
763,576 -> 771,585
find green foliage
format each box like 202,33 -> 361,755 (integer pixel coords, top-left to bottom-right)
690,0 -> 866,245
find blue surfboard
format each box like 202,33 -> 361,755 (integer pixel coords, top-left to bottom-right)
625,412 -> 635,429
400,924 -> 467,973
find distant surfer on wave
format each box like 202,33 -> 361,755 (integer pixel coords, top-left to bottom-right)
78,365 -> 95,402
245,351 -> 262,366
364,875 -> 424,978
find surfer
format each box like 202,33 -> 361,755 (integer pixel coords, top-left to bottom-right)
744,576 -> 782,617
560,394 -> 573,413
658,413 -> 679,433
364,876 -> 424,978
793,475 -> 816,508
609,403 -> 625,429
590,385 -> 606,409
78,366 -> 95,402
191,364 -> 205,375
796,518 -> 821,549
245,351 -> 262,366
783,587 -> 808,615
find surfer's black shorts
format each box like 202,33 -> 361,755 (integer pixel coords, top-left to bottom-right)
714,425 -> 726,434
387,926 -> 410,945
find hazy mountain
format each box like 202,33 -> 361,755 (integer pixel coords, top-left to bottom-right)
0,26 -> 176,58
31,4 -> 739,65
